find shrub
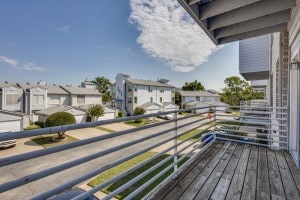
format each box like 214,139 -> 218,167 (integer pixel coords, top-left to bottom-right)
88,104 -> 104,122
35,121 -> 45,128
45,112 -> 76,139
133,107 -> 145,123
118,111 -> 124,118
24,124 -> 41,130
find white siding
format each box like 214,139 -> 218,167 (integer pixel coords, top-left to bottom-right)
1,87 -> 23,112
47,94 -> 70,107
239,34 -> 271,79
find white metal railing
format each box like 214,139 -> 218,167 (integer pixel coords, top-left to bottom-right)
0,105 -> 288,199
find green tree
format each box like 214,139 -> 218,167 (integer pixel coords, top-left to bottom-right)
175,91 -> 182,107
88,104 -> 104,122
102,91 -> 113,103
220,76 -> 264,106
182,80 -> 205,91
45,112 -> 76,139
93,76 -> 113,102
133,107 -> 145,123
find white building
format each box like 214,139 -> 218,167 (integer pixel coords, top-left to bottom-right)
179,90 -> 220,108
0,82 -> 23,112
115,73 -> 176,115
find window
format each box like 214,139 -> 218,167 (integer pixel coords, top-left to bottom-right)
160,87 -> 164,93
134,97 -> 137,103
49,95 -> 60,105
128,97 -> 132,103
134,86 -> 137,92
33,95 -> 45,105
6,94 -> 20,105
160,97 -> 163,103
128,85 -> 132,92
196,96 -> 200,101
172,97 -> 175,103
77,95 -> 85,105
148,86 -> 152,92
150,97 -> 153,103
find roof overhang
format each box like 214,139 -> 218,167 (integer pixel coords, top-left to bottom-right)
178,0 -> 296,44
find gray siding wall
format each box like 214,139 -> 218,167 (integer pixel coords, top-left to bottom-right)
239,34 -> 271,74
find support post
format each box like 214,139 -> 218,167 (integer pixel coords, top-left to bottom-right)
173,112 -> 178,172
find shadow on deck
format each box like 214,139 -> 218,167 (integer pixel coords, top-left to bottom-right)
147,141 -> 300,200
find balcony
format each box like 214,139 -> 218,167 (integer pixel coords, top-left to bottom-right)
0,105 -> 298,200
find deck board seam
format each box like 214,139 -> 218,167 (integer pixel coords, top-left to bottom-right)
193,142 -> 238,199
283,151 -> 300,195
222,144 -> 245,200
177,142 -> 232,200
274,150 -> 288,199
239,144 -> 251,200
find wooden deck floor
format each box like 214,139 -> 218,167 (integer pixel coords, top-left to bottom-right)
148,141 -> 300,200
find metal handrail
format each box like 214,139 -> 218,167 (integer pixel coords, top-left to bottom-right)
0,105 -> 288,200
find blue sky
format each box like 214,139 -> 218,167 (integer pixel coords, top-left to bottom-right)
0,0 -> 240,90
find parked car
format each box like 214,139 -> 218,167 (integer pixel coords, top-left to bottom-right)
49,188 -> 98,200
159,114 -> 173,120
0,130 -> 17,149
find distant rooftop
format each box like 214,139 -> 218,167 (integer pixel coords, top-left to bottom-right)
127,78 -> 175,88
180,90 -> 219,97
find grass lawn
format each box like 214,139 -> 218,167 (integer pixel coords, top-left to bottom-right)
232,111 -> 241,117
96,126 -> 115,133
125,118 -> 159,127
177,129 -> 211,141
31,134 -> 78,148
88,152 -> 188,199
24,124 -> 41,130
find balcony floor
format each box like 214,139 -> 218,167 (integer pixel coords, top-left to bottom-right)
148,141 -> 300,200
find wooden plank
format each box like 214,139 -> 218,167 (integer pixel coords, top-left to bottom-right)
267,149 -> 286,200
225,144 -> 251,200
162,142 -> 224,200
256,147 -> 270,200
194,143 -> 237,199
275,151 -> 300,200
241,145 -> 258,200
284,151 -> 300,193
210,144 -> 244,200
178,142 -> 232,200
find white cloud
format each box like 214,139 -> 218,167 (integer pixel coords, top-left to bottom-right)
129,0 -> 222,72
0,55 -> 46,71
0,56 -> 19,67
56,25 -> 71,32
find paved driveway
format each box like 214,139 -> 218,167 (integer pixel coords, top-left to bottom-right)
0,138 -> 43,159
0,116 -> 210,199
66,128 -> 108,140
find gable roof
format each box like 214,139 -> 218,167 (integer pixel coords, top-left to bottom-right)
17,83 -> 46,91
60,86 -> 101,95
162,102 -> 177,107
139,102 -> 162,109
43,85 -> 69,95
180,90 -> 219,97
35,105 -> 72,116
0,82 -> 18,88
76,104 -> 115,113
127,78 -> 175,88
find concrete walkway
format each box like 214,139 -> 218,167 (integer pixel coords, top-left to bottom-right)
66,128 -> 108,140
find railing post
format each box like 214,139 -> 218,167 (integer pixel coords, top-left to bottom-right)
173,111 -> 178,172
213,106 -> 217,132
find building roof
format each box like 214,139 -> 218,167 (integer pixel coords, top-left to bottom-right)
127,78 -> 175,88
0,82 -> 18,88
17,83 -> 46,91
0,111 -> 22,122
184,101 -> 209,106
180,90 -> 219,97
42,85 -> 69,95
162,102 -> 177,107
76,104 -> 115,113
35,105 -> 72,116
139,102 -> 162,109
60,85 -> 101,95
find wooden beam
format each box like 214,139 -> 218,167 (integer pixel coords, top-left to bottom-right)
208,0 -> 296,30
215,10 -> 291,39
199,0 -> 261,20
218,23 -> 287,44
